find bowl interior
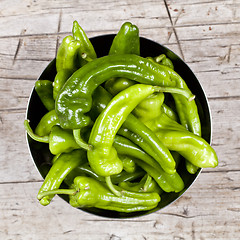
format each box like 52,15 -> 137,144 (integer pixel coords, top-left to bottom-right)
26,35 -> 211,218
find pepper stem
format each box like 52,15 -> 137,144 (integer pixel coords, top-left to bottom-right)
73,129 -> 92,151
105,176 -> 121,197
37,188 -> 78,200
81,52 -> 93,62
153,86 -> 195,102
24,120 -> 49,143
143,175 -> 152,192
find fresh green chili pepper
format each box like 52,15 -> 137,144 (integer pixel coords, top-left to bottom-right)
35,110 -> 59,137
90,85 -> 193,175
155,129 -> 218,169
37,149 -> 87,206
133,158 -> 184,193
56,35 -> 81,73
38,176 -> 161,212
53,69 -> 73,100
35,80 -> 55,111
55,53 -> 178,130
88,84 -> 193,177
87,84 -> 158,177
24,121 -> 80,155
119,174 -> 162,194
64,162 -> 145,186
109,22 -> 140,55
72,20 -> 97,66
161,103 -> 178,122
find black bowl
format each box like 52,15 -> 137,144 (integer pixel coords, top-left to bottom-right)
26,35 -> 212,218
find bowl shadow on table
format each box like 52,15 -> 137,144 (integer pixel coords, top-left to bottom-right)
26,35 -> 211,218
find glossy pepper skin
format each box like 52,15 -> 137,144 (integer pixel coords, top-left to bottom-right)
72,20 -> 97,65
109,22 -> 140,55
24,121 -> 80,155
90,86 -> 177,175
53,69 -> 72,100
55,54 -> 176,130
37,149 -> 87,206
87,84 -> 160,177
38,176 -> 161,213
35,80 -> 55,111
64,162 -> 145,187
119,174 -> 162,194
56,35 -> 81,73
155,129 -> 218,169
35,109 -> 59,137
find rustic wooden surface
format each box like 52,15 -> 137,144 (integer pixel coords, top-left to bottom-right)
0,0 -> 239,239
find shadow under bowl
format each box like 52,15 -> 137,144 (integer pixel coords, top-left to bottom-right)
26,35 -> 212,218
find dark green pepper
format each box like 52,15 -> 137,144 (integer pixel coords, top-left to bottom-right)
55,53 -> 178,130
37,149 -> 87,206
38,176 -> 161,213
35,80 -> 55,111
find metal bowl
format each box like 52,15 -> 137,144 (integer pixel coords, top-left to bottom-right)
26,35 -> 212,218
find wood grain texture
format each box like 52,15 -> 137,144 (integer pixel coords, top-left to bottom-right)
0,0 -> 239,239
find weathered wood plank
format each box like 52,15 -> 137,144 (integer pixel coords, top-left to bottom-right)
0,171 -> 239,239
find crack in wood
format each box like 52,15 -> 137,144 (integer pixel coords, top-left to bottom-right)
163,0 -> 185,60
13,29 -> 26,65
55,9 -> 62,57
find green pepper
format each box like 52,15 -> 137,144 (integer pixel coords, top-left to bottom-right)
133,158 -> 184,193
53,69 -> 73,100
155,129 -> 218,169
72,20 -> 97,66
87,84 -> 158,177
64,162 -> 145,186
154,54 -> 174,70
24,121 -> 80,155
56,35 -> 81,73
88,84 -> 192,177
55,53 -> 178,130
119,174 -> 162,194
38,176 -> 161,213
109,22 -> 140,55
37,149 -> 87,206
35,80 -> 55,111
105,77 -> 135,96
35,110 -> 59,136
133,92 -> 165,122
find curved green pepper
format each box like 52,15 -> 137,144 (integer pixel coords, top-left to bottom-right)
55,53 -> 177,130
35,110 -> 59,136
37,149 -> 87,206
87,84 -> 158,177
38,176 -> 161,213
35,80 -> 55,111
119,155 -> 136,173
155,129 -> 218,169
88,84 -> 192,177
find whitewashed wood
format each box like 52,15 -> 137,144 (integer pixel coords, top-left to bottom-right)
0,0 -> 240,239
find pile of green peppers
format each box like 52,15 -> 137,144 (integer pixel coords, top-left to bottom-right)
25,21 -> 218,213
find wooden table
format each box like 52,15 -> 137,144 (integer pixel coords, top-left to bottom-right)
0,0 -> 239,239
